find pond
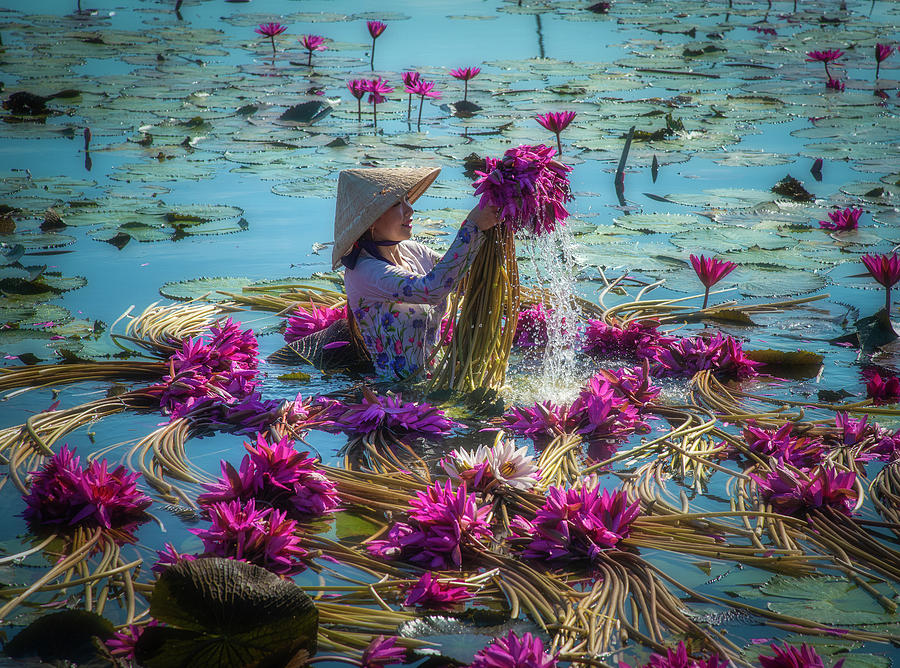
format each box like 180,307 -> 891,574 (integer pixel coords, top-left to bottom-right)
1,0 -> 899,665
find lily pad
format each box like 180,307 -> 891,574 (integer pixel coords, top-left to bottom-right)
159,276 -> 254,302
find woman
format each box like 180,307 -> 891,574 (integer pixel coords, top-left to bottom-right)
332,166 -> 498,380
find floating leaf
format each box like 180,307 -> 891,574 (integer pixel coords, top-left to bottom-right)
4,610 -> 113,663
159,276 -> 254,302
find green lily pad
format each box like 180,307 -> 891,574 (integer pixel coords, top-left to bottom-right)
159,276 -> 254,302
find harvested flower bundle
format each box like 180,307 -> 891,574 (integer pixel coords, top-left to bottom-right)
429,144 -> 572,392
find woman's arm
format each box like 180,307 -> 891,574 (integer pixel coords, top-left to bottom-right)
347,214 -> 493,306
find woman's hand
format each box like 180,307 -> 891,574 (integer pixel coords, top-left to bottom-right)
467,204 -> 500,231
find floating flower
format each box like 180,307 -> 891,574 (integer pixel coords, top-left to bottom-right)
752,465 -> 858,517
582,319 -> 668,359
650,333 -> 761,380
535,111 -> 576,156
512,481 -> 639,562
449,66 -> 481,102
403,572 -> 473,608
741,421 -> 823,468
620,641 -> 727,668
442,439 -> 540,492
818,207 -> 861,232
470,630 -> 559,668
591,363 -> 661,406
322,391 -> 456,437
410,78 -> 441,130
366,20 -> 387,69
366,77 -> 393,127
22,445 -> 151,535
255,22 -> 287,55
361,635 -> 406,668
835,411 -> 869,446
864,369 -> 900,405
192,499 -> 308,576
198,433 -> 339,519
806,49 -> 843,79
861,253 -> 900,312
284,303 -> 345,342
689,254 -> 737,309
749,25 -> 777,36
758,641 -> 844,668
152,543 -> 197,574
348,78 -> 369,122
367,481 -> 492,569
514,303 -> 551,347
875,43 -> 894,80
473,144 -> 573,236
825,77 -> 845,91
106,621 -> 160,663
299,34 -> 326,67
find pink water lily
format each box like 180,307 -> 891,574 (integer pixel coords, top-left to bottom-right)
348,79 -> 368,122
582,319 -> 670,359
473,143 -> 573,236
818,207 -> 861,232
689,254 -> 736,308
361,635 -> 405,667
751,465 -> 858,517
321,390 -> 457,437
410,78 -> 440,130
285,303 -> 344,342
366,20 -> 387,69
403,571 -> 473,608
255,22 -> 287,55
450,66 -> 481,102
366,78 -> 393,127
535,111 -> 576,156
806,49 -> 844,79
875,43 -> 894,80
401,71 -> 420,118
471,630 -> 559,668
514,302 -> 551,347
299,34 -> 326,67
861,253 -> 900,312
864,369 -> 900,405
650,332 -> 761,380
620,641 -> 727,668
758,641 -> 844,668
741,421 -> 824,468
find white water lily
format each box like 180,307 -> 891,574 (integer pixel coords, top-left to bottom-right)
440,444 -> 490,483
487,439 -> 540,491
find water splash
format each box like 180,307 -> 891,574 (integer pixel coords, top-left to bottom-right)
520,225 -> 585,404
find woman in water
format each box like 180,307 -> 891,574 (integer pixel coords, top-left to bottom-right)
332,166 -> 498,380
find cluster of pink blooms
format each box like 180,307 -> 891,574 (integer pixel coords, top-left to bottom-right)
284,303 -> 345,343
514,302 -> 552,347
650,332 -> 761,380
321,392 -> 457,437
152,319 -> 268,421
502,375 -> 647,446
367,481 -> 493,569
582,319 -> 669,359
741,422 -> 824,469
830,412 -> 900,462
361,635 -> 406,668
197,434 -> 339,520
473,144 -> 573,236
191,498 -> 308,577
620,641 -> 726,668
511,483 -> 639,562
22,445 -> 151,535
470,630 -> 559,668
403,571 -> 473,608
759,641 -> 844,668
593,363 -> 661,406
818,207 -> 862,232
864,369 -> 900,404
752,465 -> 858,517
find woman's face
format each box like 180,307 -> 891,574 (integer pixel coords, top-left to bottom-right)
370,195 -> 413,243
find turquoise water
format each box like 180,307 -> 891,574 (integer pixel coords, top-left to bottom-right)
1,0 -> 900,664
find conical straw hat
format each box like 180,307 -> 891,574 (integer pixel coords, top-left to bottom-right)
332,166 -> 441,269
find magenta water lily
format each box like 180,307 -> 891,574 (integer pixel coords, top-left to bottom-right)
742,421 -> 824,469
255,22 -> 287,56
861,252 -> 900,312
875,43 -> 894,80
403,571 -> 473,608
347,78 -> 368,122
689,254 -> 736,309
322,390 -> 456,437
512,482 -> 639,562
583,319 -> 670,359
620,641 -> 727,668
535,111 -> 576,156
367,480 -> 492,569
22,445 -> 152,535
752,465 -> 858,517
650,332 -> 760,380
367,77 -> 393,127
470,630 -> 559,668
758,641 -> 844,668
361,635 -> 406,667
366,20 -> 387,69
299,34 -> 326,67
818,207 -> 861,232
285,303 -> 344,342
449,66 -> 480,102
198,433 -> 339,519
473,144 -> 573,236
806,49 -> 843,79
191,498 -> 308,576
864,369 -> 900,405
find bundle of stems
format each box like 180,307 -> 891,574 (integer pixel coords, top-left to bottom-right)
112,300 -> 225,357
871,461 -> 900,537
0,360 -> 166,395
338,430 -> 431,484
428,225 -> 519,392
535,432 -> 583,490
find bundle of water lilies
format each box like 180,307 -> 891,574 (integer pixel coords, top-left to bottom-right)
429,143 -> 572,393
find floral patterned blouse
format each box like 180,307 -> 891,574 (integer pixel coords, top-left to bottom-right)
344,220 -> 485,380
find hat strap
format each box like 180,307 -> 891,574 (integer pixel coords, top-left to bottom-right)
340,239 -> 401,270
